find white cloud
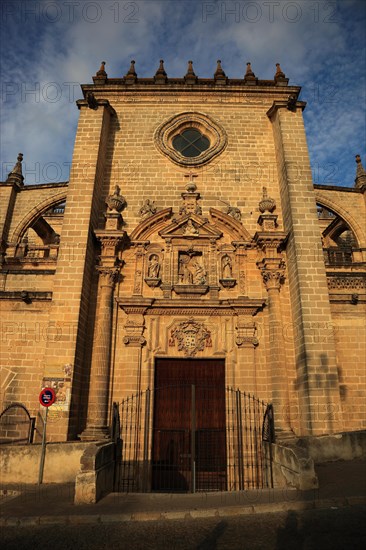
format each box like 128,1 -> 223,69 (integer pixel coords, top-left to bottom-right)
1,0 -> 365,186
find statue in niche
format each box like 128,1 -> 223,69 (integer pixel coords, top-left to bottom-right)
147,254 -> 160,278
179,256 -> 193,284
192,259 -> 206,285
222,255 -> 233,279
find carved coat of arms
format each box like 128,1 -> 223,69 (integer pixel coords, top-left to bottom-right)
169,318 -> 211,357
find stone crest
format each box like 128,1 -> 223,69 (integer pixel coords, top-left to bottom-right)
169,318 -> 211,356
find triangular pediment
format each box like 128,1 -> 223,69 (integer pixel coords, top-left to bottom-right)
159,214 -> 223,240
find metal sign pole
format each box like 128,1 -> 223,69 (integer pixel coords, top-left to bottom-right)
38,407 -> 48,485
191,384 -> 196,493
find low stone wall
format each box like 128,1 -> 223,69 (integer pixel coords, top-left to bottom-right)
293,430 -> 366,463
0,441 -> 90,484
74,440 -> 121,504
269,442 -> 319,491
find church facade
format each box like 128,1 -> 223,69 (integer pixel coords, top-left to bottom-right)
1,60 -> 365,489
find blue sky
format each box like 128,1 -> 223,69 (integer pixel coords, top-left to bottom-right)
1,0 -> 365,186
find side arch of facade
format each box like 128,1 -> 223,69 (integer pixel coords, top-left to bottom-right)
315,190 -> 366,248
10,191 -> 67,245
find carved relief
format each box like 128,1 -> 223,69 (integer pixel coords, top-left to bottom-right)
133,245 -> 145,295
169,318 -> 211,356
225,205 -> 242,221
184,219 -> 199,235
177,252 -> 207,286
139,199 -> 157,218
123,317 -> 146,347
236,322 -> 259,348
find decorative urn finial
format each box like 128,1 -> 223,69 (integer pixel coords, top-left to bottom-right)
259,187 -> 276,213
105,185 -> 127,212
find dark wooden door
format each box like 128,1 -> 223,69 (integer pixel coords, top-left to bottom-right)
152,359 -> 226,491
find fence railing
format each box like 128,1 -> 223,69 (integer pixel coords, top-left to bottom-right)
0,403 -> 35,445
116,386 -> 274,493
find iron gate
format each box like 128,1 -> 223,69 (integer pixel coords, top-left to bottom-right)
116,386 -> 274,493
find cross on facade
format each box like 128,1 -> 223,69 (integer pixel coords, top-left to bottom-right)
184,172 -> 198,183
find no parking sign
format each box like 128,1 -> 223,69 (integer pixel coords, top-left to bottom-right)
39,387 -> 56,407
38,387 -> 56,484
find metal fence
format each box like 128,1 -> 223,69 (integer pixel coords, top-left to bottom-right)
0,403 -> 35,445
116,386 -> 274,493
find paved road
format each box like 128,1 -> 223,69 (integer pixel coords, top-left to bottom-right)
1,505 -> 366,550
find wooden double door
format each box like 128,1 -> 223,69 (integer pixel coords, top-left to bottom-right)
152,358 -> 226,492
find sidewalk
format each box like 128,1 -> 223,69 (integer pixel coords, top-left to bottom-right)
1,460 -> 365,525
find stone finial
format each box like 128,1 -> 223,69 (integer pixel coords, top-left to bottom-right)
105,185 -> 126,212
259,187 -> 276,213
125,60 -> 137,83
244,61 -> 257,85
184,60 -> 197,83
274,63 -> 288,85
245,62 -> 255,77
154,59 -> 167,83
96,61 -> 107,77
6,153 -> 24,186
355,154 -> 366,190
214,60 -> 226,82
275,63 -> 285,79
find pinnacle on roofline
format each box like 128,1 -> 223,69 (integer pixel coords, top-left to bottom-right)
355,154 -> 366,190
6,153 -> 24,186
91,60 -> 290,85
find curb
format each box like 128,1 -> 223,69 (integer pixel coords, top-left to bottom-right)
1,496 -> 365,526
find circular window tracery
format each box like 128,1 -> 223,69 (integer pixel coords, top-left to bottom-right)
172,128 -> 210,158
154,112 -> 228,167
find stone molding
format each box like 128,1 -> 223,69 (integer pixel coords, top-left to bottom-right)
154,111 -> 228,167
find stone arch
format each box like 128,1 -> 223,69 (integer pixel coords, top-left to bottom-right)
10,192 -> 67,245
129,208 -> 173,241
315,191 -> 366,248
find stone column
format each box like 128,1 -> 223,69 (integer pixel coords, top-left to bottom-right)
80,267 -> 119,440
259,259 -> 292,435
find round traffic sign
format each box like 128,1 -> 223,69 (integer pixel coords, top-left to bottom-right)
39,387 -> 56,407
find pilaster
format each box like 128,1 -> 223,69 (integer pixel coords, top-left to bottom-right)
42,100 -> 115,440
268,103 -> 343,435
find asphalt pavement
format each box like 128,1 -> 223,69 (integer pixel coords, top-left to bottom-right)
0,459 -> 365,526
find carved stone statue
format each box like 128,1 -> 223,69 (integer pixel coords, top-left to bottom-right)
179,257 -> 193,284
139,199 -> 157,218
147,254 -> 160,278
225,205 -> 241,221
192,259 -> 206,285
222,255 -> 232,279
